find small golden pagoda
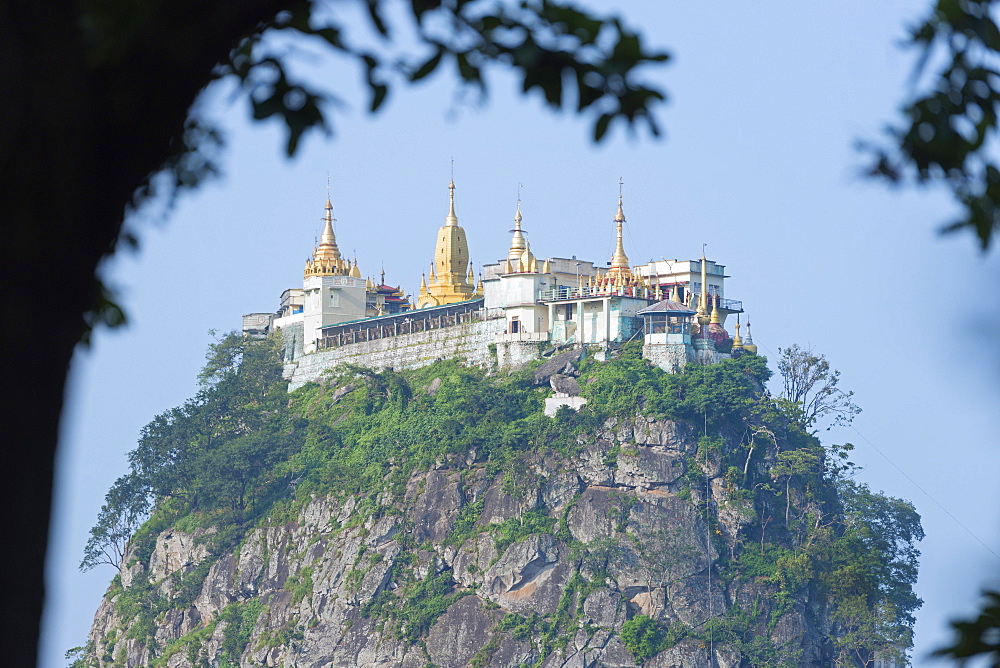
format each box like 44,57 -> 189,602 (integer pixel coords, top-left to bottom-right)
596,187 -> 645,293
696,247 -> 709,325
304,197 -> 353,278
417,180 -> 476,307
507,201 -> 527,270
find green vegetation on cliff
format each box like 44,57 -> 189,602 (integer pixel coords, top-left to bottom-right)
80,334 -> 922,667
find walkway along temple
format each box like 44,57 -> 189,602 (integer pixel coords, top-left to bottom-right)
319,299 -> 501,349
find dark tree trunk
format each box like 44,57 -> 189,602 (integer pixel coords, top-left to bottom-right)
0,1 -> 288,663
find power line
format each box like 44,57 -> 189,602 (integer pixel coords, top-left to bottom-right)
848,424 -> 1000,564
704,409 -> 715,667
755,337 -> 1000,564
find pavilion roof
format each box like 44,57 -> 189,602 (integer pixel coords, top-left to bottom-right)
637,299 -> 696,316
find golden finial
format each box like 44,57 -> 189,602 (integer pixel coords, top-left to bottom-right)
419,273 -> 427,293
697,244 -> 708,318
508,186 -> 527,266
670,283 -> 679,302
732,315 -> 743,348
306,188 -> 348,277
542,257 -> 551,274
504,257 -> 513,274
429,261 -> 436,282
614,177 -> 625,223
445,178 -> 458,227
380,266 -> 385,286
350,257 -> 361,278
743,318 -> 757,354
467,262 -> 475,284
609,181 -> 630,273
476,274 -> 484,296
320,197 -> 338,254
516,182 -> 522,221
710,299 -> 720,325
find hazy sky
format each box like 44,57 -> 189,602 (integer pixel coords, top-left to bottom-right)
44,1 -> 1000,666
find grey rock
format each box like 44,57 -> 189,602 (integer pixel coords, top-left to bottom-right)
550,373 -> 582,396
425,596 -> 497,667
83,416 -> 838,668
534,348 -> 584,385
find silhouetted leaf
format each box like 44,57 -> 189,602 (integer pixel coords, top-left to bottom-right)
411,49 -> 443,82
594,113 -> 613,141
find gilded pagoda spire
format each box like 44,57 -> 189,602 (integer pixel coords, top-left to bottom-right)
417,177 -> 475,308
742,319 -> 758,354
319,197 -> 340,256
508,195 -> 527,268
600,180 -> 639,291
609,186 -> 630,271
304,194 -> 351,278
445,179 -> 458,227
697,245 -> 708,322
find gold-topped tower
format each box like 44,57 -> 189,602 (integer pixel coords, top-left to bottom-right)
508,199 -> 527,270
599,182 -> 642,291
608,192 -> 631,275
417,179 -> 476,307
696,246 -> 709,324
304,196 -> 354,278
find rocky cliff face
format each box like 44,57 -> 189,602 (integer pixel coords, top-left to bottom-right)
84,414 -> 834,668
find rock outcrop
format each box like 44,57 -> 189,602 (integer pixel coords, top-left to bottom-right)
84,417 -> 833,667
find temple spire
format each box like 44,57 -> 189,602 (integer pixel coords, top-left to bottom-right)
697,245 -> 708,320
319,197 -> 341,258
743,318 -> 758,354
508,192 -> 527,266
610,180 -> 630,270
305,191 -> 350,277
445,179 -> 458,227
417,176 -> 474,307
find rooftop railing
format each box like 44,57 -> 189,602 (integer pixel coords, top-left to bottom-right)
539,286 -> 658,301
537,287 -> 742,312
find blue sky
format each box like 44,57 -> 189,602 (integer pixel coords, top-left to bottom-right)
44,1 -> 1000,665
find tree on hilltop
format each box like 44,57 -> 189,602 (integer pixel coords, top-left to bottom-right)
776,344 -> 861,433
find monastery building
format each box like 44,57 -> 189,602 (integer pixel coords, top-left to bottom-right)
242,179 -> 757,390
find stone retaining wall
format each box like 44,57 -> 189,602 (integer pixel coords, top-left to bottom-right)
285,318 -> 507,390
